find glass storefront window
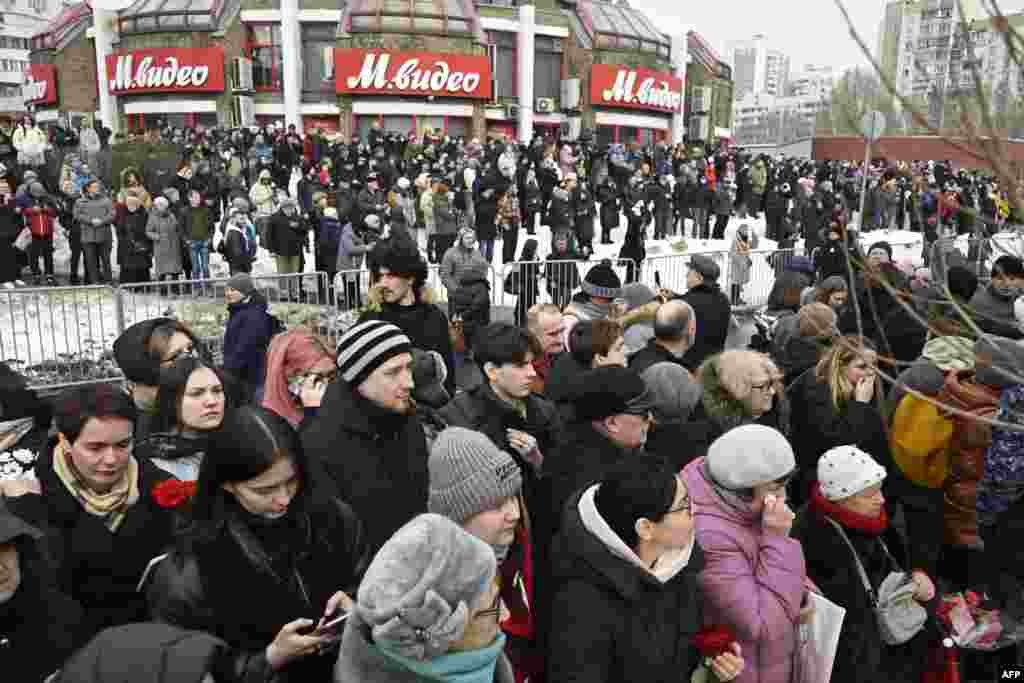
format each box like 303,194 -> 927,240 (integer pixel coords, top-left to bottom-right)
247,24 -> 282,91
302,24 -> 337,100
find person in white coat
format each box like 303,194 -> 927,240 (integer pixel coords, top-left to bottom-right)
12,115 -> 47,168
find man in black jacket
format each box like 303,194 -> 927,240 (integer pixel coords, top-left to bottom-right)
360,237 -> 456,396
266,197 -> 306,300
629,300 -> 695,376
302,320 -> 429,555
675,254 -> 731,372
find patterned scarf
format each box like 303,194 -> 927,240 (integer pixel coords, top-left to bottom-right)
52,435 -> 140,532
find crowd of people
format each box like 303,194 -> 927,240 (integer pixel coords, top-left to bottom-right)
2,113 -> 1024,682
1,113 -> 1021,311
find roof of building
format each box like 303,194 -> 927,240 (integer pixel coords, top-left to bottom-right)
342,0 -> 485,42
574,0 -> 669,58
30,1 -> 91,49
116,0 -> 231,34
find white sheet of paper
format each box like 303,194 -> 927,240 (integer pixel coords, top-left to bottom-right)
804,591 -> 846,683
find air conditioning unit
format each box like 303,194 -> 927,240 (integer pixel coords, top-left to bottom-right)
232,57 -> 254,92
232,94 -> 255,128
688,115 -> 709,141
505,103 -> 520,119
559,116 -> 582,141
560,78 -> 581,110
535,97 -> 556,114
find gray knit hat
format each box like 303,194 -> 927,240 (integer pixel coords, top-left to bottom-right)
335,320 -> 412,387
428,427 -> 522,522
356,513 -> 496,661
706,424 -> 795,490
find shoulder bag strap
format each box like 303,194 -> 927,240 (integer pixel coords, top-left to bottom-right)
823,515 -> 878,606
875,536 -> 904,575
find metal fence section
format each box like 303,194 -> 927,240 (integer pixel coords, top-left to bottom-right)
0,285 -> 123,390
119,272 -> 335,363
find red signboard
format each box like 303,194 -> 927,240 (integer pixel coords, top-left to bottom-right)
106,48 -> 225,95
590,64 -> 683,114
336,49 -> 492,100
23,64 -> 57,106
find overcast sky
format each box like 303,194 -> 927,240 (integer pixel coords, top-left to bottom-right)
631,0 -> 1024,74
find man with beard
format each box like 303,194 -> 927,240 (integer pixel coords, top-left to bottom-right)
359,236 -> 456,395
301,320 -> 429,555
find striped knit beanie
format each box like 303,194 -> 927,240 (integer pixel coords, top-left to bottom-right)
336,320 -> 412,388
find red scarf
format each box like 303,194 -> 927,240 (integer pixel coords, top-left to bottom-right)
809,480 -> 888,535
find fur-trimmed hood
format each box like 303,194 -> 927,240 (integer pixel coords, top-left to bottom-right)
699,357 -> 790,436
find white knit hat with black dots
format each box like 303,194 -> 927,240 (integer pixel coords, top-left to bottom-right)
817,445 -> 887,501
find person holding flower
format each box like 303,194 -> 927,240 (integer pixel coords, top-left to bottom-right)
0,384 -> 174,640
145,405 -> 368,681
547,459 -> 744,683
681,424 -> 808,683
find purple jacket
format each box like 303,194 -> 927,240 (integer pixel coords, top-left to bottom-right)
682,457 -> 807,683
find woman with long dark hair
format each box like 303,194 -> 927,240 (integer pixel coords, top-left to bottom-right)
134,356 -> 230,481
146,405 -> 368,681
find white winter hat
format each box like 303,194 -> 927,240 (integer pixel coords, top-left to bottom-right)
817,445 -> 886,501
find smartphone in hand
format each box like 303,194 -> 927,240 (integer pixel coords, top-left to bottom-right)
315,610 -> 350,637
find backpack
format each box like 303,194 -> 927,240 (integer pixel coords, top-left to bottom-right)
890,391 -> 955,489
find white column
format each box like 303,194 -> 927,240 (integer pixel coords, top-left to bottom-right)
516,3 -> 535,144
670,34 -> 688,144
280,0 -> 302,130
92,8 -> 118,134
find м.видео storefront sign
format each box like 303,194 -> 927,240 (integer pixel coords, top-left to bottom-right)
335,49 -> 492,100
591,64 -> 683,114
106,48 -> 226,95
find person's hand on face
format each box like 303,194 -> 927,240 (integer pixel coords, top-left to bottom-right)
761,494 -> 795,535
854,375 -> 875,403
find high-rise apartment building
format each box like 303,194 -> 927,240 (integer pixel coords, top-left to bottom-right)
727,34 -> 790,98
788,64 -> 835,98
1,0 -> 66,112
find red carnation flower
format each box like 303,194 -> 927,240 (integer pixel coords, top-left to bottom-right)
694,625 -> 736,658
152,480 -> 198,509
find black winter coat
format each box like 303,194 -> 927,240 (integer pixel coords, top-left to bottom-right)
547,488 -> 704,683
787,370 -> 893,502
0,204 -> 21,283
359,300 -> 456,396
792,505 -> 927,683
116,208 -> 152,271
0,536 -> 86,682
301,383 -> 429,555
6,440 -> 174,640
448,278 -> 491,349
223,293 -> 275,393
678,283 -> 731,372
146,496 -> 368,682
266,210 -> 306,257
596,181 -> 620,231
628,339 -> 686,376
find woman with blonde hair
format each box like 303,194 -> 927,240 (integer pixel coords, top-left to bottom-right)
693,349 -> 787,444
261,330 -> 334,429
787,336 -> 892,505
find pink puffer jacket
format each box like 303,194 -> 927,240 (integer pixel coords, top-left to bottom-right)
682,457 -> 807,683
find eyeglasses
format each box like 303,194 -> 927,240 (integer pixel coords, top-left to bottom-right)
307,371 -> 337,384
750,379 -> 776,393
